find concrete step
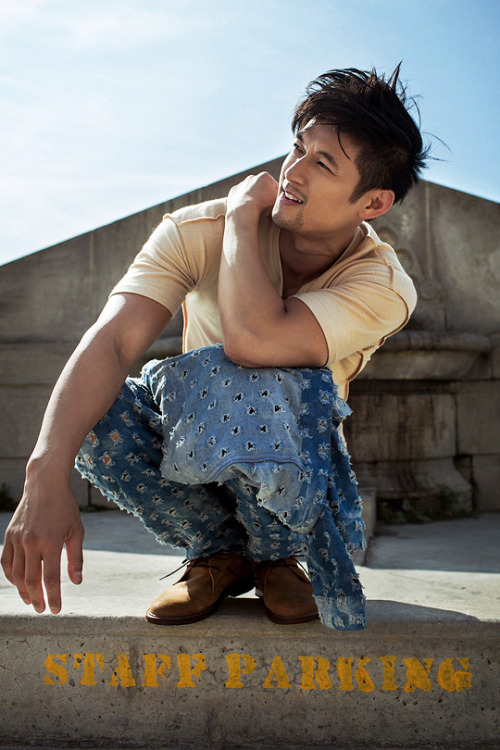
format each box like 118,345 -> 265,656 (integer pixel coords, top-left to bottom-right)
1,512 -> 499,750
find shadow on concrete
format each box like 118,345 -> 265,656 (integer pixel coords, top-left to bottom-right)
0,509 -> 184,557
364,598 -> 480,625
217,595 -> 480,626
365,515 -> 500,574
2,511 -> 500,575
0,596 -> 480,637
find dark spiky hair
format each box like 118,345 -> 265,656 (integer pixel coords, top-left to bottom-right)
292,64 -> 429,203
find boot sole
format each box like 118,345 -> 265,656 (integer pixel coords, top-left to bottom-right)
264,607 -> 319,625
145,575 -> 255,626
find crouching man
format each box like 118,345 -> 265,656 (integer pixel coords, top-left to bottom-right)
2,65 -> 427,629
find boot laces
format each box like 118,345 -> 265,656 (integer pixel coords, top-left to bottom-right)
160,552 -> 241,593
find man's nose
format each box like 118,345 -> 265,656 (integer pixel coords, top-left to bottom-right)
284,156 -> 306,184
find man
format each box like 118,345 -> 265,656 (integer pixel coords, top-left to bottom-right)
1,65 -> 427,628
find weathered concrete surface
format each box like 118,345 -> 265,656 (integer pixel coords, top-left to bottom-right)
360,330 -> 492,381
0,511 -> 498,749
1,613 -> 496,749
0,166 -> 498,516
370,183 -> 500,337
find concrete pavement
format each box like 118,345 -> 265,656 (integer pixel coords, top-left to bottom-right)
1,509 -> 498,621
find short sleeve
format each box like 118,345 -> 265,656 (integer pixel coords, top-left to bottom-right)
110,216 -> 196,316
292,259 -> 417,368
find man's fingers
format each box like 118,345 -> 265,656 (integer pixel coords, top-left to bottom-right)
66,530 -> 84,586
10,545 -> 35,607
41,526 -> 84,613
3,534 -> 82,614
1,537 -> 15,584
42,553 -> 62,615
23,548 -> 46,613
2,531 -> 40,607
2,484 -> 84,614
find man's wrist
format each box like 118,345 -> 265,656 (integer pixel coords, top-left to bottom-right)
26,452 -> 73,486
226,201 -> 261,228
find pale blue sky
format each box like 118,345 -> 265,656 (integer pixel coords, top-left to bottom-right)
1,0 -> 498,266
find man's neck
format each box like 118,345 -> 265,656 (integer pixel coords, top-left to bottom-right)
279,226 -> 358,297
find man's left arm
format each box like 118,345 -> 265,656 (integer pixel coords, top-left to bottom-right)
218,172 -> 328,369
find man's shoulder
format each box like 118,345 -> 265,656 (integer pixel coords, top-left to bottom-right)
165,197 -> 227,228
348,222 -> 410,274
339,222 -> 416,304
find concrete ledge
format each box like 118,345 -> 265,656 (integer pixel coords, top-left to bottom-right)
360,330 -> 492,381
0,603 -> 497,750
1,513 -> 499,749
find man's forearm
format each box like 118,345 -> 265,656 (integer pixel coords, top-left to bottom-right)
218,172 -> 328,369
218,208 -> 286,365
27,292 -> 172,482
27,329 -> 131,479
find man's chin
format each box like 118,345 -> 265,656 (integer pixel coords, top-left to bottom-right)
271,205 -> 289,228
271,209 -> 298,232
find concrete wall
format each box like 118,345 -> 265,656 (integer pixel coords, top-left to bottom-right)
0,160 -> 498,514
346,183 -> 499,515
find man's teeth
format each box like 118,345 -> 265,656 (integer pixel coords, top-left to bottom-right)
284,191 -> 302,203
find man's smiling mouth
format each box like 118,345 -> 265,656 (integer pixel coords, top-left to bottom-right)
283,190 -> 303,204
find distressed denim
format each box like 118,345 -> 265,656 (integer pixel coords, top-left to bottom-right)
76,344 -> 366,630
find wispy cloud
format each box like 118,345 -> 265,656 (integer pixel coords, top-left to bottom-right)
0,0 -> 211,49
0,0 -> 47,26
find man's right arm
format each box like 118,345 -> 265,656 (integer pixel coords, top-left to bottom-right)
1,292 -> 172,615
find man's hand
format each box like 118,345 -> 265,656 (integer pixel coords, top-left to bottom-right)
1,471 -> 84,614
226,172 -> 279,222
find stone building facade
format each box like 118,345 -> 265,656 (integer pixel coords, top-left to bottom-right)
0,159 -> 498,516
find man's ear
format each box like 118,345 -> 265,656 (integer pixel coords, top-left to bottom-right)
359,189 -> 395,220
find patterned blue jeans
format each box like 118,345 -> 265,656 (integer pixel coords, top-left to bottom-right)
75,346 -> 366,629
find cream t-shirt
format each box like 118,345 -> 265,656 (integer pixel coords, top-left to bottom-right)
111,198 -> 416,400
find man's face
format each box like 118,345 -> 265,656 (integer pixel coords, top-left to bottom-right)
272,120 -> 367,240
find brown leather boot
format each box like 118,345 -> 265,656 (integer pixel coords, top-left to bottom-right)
253,557 -> 319,624
146,552 -> 254,625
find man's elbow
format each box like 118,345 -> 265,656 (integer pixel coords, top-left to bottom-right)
222,332 -> 259,368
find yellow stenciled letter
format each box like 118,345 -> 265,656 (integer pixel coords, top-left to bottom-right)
379,655 -> 398,691
403,658 -> 433,693
142,654 -> 172,687
262,656 -> 292,689
225,653 -> 257,688
44,654 -> 68,686
336,657 -> 355,691
176,653 -> 206,688
437,658 -> 472,692
354,657 -> 375,693
108,653 -> 136,687
298,656 -> 333,690
74,653 -> 105,686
